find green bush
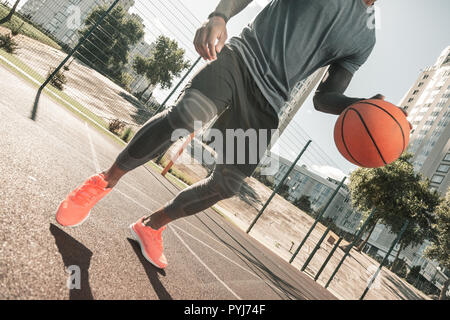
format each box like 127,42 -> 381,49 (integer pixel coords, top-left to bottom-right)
0,33 -> 18,53
108,119 -> 126,135
47,67 -> 67,91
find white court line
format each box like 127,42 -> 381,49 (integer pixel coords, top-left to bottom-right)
169,225 -> 242,300
176,220 -> 289,298
171,224 -> 260,279
120,180 -> 162,208
85,126 -> 242,299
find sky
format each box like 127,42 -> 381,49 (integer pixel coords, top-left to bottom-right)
9,0 -> 450,179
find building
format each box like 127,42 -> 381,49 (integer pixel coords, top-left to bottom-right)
402,46 -> 450,194
20,0 -> 135,47
259,152 -> 363,234
277,67 -> 328,135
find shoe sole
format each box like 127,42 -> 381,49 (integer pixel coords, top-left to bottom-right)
129,224 -> 165,269
56,210 -> 91,228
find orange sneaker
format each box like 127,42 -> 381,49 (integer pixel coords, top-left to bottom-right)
56,174 -> 112,227
130,217 -> 168,269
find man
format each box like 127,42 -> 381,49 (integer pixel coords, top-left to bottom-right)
56,0 -> 383,269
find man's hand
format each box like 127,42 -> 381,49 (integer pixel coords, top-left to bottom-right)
370,94 -> 413,130
194,16 -> 228,61
370,93 -> 385,101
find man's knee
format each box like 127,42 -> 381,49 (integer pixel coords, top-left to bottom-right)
167,89 -> 219,131
212,166 -> 246,199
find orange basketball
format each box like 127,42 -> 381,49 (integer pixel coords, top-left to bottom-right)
334,99 -> 410,168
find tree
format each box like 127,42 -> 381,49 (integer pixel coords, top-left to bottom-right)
77,5 -> 144,86
348,153 -> 440,252
424,188 -> 450,300
388,175 -> 440,270
276,184 -> 290,199
133,35 -> 191,100
294,195 -> 312,214
0,0 -> 21,25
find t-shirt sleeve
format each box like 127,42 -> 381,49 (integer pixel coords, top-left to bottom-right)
337,42 -> 376,75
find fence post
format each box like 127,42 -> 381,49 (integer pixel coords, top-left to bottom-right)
359,220 -> 409,300
314,236 -> 344,281
289,176 -> 346,264
31,0 -> 121,120
246,140 -> 312,234
325,208 -> 376,288
301,223 -> 333,272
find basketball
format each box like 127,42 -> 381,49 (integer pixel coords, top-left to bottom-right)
334,99 -> 411,168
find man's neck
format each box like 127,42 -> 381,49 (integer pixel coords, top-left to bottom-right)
363,0 -> 376,6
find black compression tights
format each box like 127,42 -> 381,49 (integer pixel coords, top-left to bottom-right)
115,89 -> 246,220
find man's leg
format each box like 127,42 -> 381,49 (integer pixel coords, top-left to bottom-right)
102,89 -> 221,188
143,164 -> 247,230
56,46 -> 238,228
55,89 -> 224,228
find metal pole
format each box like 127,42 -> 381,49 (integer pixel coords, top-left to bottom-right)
315,236 -> 343,281
246,140 -> 312,234
152,56 -> 202,116
289,177 -> 346,264
301,223 -> 333,272
360,220 -> 409,300
31,0 -> 121,120
325,208 -> 376,288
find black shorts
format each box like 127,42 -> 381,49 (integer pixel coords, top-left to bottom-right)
185,45 -> 279,176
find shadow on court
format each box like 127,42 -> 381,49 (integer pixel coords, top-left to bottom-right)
126,238 -> 173,300
195,213 -> 315,300
49,224 -> 94,300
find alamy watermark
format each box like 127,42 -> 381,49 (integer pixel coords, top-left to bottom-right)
367,5 -> 381,30
66,265 -> 81,290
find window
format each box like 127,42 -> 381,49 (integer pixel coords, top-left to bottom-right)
437,164 -> 450,173
444,153 -> 450,162
408,98 -> 414,103
418,82 -> 424,87
431,175 -> 444,184
423,75 -> 429,80
413,90 -> 419,95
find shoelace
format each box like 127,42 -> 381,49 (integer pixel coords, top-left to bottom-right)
70,179 -> 105,206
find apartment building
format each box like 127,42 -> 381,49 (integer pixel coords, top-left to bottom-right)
402,46 -> 450,194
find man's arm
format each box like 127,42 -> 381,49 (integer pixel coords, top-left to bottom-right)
194,0 -> 253,61
213,0 -> 254,22
313,64 -> 375,115
314,64 -> 412,130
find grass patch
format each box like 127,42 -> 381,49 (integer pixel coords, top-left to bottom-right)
0,4 -> 61,50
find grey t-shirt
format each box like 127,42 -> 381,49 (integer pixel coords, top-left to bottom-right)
229,0 -> 376,114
